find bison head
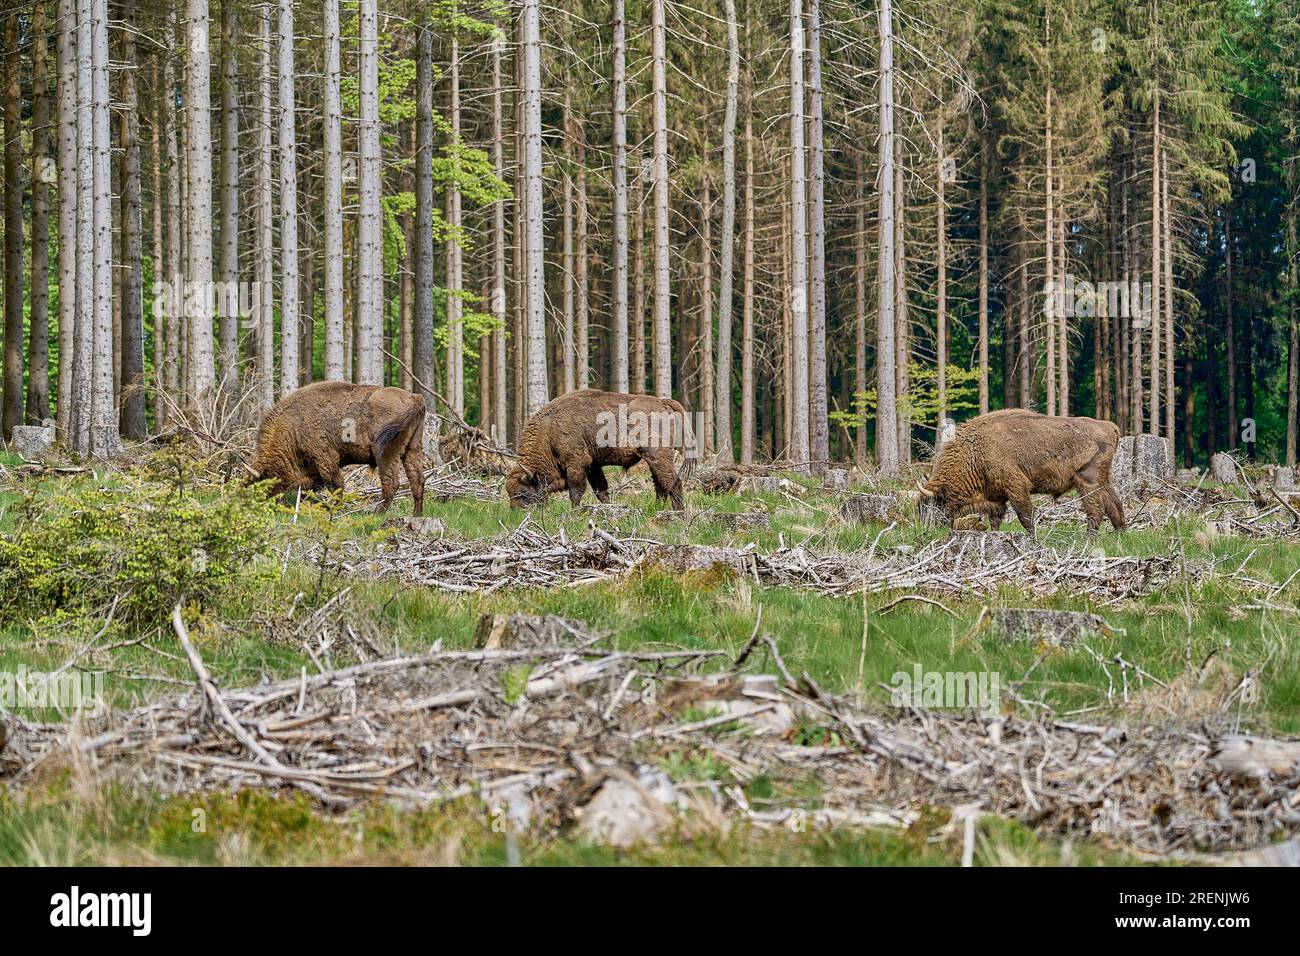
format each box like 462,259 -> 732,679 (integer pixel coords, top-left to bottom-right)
505,463 -> 550,508
917,479 -> 1003,530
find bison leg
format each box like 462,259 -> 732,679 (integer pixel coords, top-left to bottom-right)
588,465 -> 610,503
403,443 -> 426,517
1101,484 -> 1126,530
565,465 -> 589,507
1007,482 -> 1035,532
1076,485 -> 1105,534
376,459 -> 402,513
643,449 -> 684,510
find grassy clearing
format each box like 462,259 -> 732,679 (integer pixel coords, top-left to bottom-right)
1,456 -> 1296,864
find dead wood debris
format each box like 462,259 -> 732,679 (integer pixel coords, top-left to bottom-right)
303,524 -> 1251,606
3,624 -> 1297,858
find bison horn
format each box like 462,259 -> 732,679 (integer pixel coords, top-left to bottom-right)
916,480 -> 936,499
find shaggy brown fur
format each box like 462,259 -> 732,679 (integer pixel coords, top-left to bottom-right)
251,381 -> 427,515
920,409 -> 1125,533
506,390 -> 697,509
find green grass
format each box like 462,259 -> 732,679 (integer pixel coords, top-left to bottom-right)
0,787 -> 1143,866
1,457 -> 1296,865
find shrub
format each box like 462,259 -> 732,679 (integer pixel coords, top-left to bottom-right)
0,477 -> 281,631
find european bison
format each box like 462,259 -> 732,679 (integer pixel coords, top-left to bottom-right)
251,381 -> 427,515
506,390 -> 697,509
918,409 -> 1125,533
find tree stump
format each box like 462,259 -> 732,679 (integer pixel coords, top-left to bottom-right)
982,608 -> 1111,648
474,613 -> 590,650
1274,467 -> 1295,492
1210,452 -> 1238,485
839,493 -> 902,524
821,468 -> 852,492
713,511 -> 771,531
640,544 -> 751,573
10,424 -> 54,459
1113,434 -> 1173,486
578,503 -> 642,522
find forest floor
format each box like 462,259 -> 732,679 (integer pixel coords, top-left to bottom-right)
0,444 -> 1297,866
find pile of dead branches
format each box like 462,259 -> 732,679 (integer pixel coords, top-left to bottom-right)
308,522 -> 1246,605
4,610 -> 1296,858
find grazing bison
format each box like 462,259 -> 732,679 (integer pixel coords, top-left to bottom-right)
251,381 -> 427,515
918,409 -> 1125,533
506,390 -> 697,509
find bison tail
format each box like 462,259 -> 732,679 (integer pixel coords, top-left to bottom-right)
666,398 -> 699,483
375,395 -> 427,462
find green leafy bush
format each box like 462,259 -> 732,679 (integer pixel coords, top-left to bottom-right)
0,478 -> 281,630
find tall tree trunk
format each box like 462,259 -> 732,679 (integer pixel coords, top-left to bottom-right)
91,0 -> 119,452
322,0 -> 344,380
491,36 -> 508,442
1225,210 -> 1236,448
1056,216 -> 1067,414
715,0 -> 738,463
575,117 -> 589,390
632,149 -> 646,394
277,0 -> 299,394
276,0 -> 299,395
611,0 -> 629,394
27,3 -> 52,426
57,0 -> 78,440
1044,43 -> 1055,417
740,107 -> 755,465
444,31 -> 462,409
72,0 -> 95,453
894,134 -> 908,463
650,0 -> 671,398
414,18 -> 435,405
874,0 -> 898,475
522,0 -> 549,413
787,0 -> 809,472
1150,89 -> 1161,435
1162,145 -> 1174,447
806,0 -> 827,473
118,0 -> 145,438
255,7 -> 274,403
217,0 -> 239,394
854,154 -> 866,465
1288,120 -> 1298,466
978,132 -> 989,415
2,12 -> 25,439
936,116 -> 947,434
561,96 -> 575,393
165,13 -> 183,410
184,0 -> 216,410
699,181 -> 713,451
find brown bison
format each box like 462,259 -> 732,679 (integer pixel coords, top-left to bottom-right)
251,381 -> 427,515
918,409 -> 1125,533
506,390 -> 697,509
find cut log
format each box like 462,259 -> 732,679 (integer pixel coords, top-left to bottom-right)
982,608 -> 1111,648
473,613 -> 591,650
